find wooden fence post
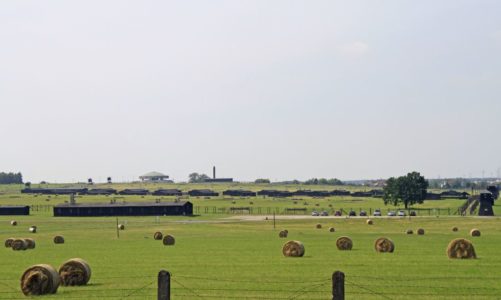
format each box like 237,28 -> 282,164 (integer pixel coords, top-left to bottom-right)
332,271 -> 345,300
158,270 -> 171,300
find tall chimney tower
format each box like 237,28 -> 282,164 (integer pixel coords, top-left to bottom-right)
213,166 -> 216,179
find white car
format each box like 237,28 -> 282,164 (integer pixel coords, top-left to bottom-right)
311,211 -> 319,216
373,209 -> 382,216
387,211 -> 396,217
398,210 -> 406,217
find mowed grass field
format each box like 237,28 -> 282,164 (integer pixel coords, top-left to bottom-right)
2,213 -> 501,299
1,184 -> 500,299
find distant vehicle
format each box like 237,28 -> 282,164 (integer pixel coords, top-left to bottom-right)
320,211 -> 329,216
373,209 -> 382,216
334,210 -> 342,216
359,210 -> 367,216
387,211 -> 396,217
397,210 -> 406,217
311,211 -> 319,216
409,211 -> 417,216
349,210 -> 357,217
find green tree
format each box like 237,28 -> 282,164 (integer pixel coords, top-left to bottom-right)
383,172 -> 428,209
188,173 -> 210,183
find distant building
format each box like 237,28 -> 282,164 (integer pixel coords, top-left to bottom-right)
139,171 -> 170,182
203,166 -> 233,183
54,201 -> 192,217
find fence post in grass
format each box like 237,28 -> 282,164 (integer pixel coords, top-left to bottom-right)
332,271 -> 345,300
158,270 -> 171,300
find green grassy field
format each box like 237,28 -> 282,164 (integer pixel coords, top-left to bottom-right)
1,184 -> 499,299
2,213 -> 501,299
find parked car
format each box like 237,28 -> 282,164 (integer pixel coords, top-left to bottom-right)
320,211 -> 329,216
334,210 -> 342,216
409,211 -> 417,216
349,210 -> 357,217
387,211 -> 396,216
311,211 -> 319,216
359,210 -> 367,216
373,209 -> 382,216
397,210 -> 406,217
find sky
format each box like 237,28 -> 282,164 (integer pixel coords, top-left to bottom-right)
1,0 -> 501,183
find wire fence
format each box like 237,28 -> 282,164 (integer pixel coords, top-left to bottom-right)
28,204 -> 462,217
1,271 -> 500,299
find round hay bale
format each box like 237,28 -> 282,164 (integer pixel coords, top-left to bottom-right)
12,238 -> 28,251
406,229 -> 413,235
329,227 -> 335,232
11,220 -> 17,226
162,235 -> 175,246
284,229 -> 289,234
29,226 -> 37,233
5,237 -> 15,248
336,236 -> 353,250
53,236 -> 65,244
374,237 -> 395,253
58,258 -> 91,286
279,230 -> 288,238
153,232 -> 163,240
366,219 -> 373,225
24,238 -> 36,249
282,240 -> 305,257
447,238 -> 476,259
316,224 -> 322,229
117,224 -> 125,230
470,229 -> 481,237
452,227 -> 459,232
417,228 -> 425,235
21,264 -> 60,295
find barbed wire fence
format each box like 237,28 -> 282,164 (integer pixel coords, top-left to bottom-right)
1,270 -> 501,299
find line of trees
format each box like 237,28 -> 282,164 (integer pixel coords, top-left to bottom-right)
0,172 -> 23,184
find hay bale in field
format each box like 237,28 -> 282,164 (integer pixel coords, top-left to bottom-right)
452,227 -> 459,232
117,224 -> 125,230
329,227 -> 335,232
279,230 -> 288,238
316,224 -> 322,229
374,237 -> 395,253
336,236 -> 353,250
366,219 -> 373,225
29,226 -> 37,233
5,237 -> 15,248
417,228 -> 425,235
11,239 -> 28,251
11,220 -> 17,226
284,229 -> 289,234
282,240 -> 305,257
58,258 -> 91,286
53,236 -> 65,244
249,201 -> 254,205
406,229 -> 413,234
153,232 -> 163,240
470,229 -> 481,237
162,235 -> 175,246
24,238 -> 36,249
446,238 -> 476,259
21,264 -> 60,295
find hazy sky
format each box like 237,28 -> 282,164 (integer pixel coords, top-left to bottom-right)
1,1 -> 501,183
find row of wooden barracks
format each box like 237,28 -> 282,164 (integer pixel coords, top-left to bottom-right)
21,187 -> 469,200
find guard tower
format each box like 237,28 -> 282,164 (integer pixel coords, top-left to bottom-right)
478,191 -> 494,216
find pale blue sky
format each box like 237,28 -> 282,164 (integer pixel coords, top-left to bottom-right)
1,1 -> 500,183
